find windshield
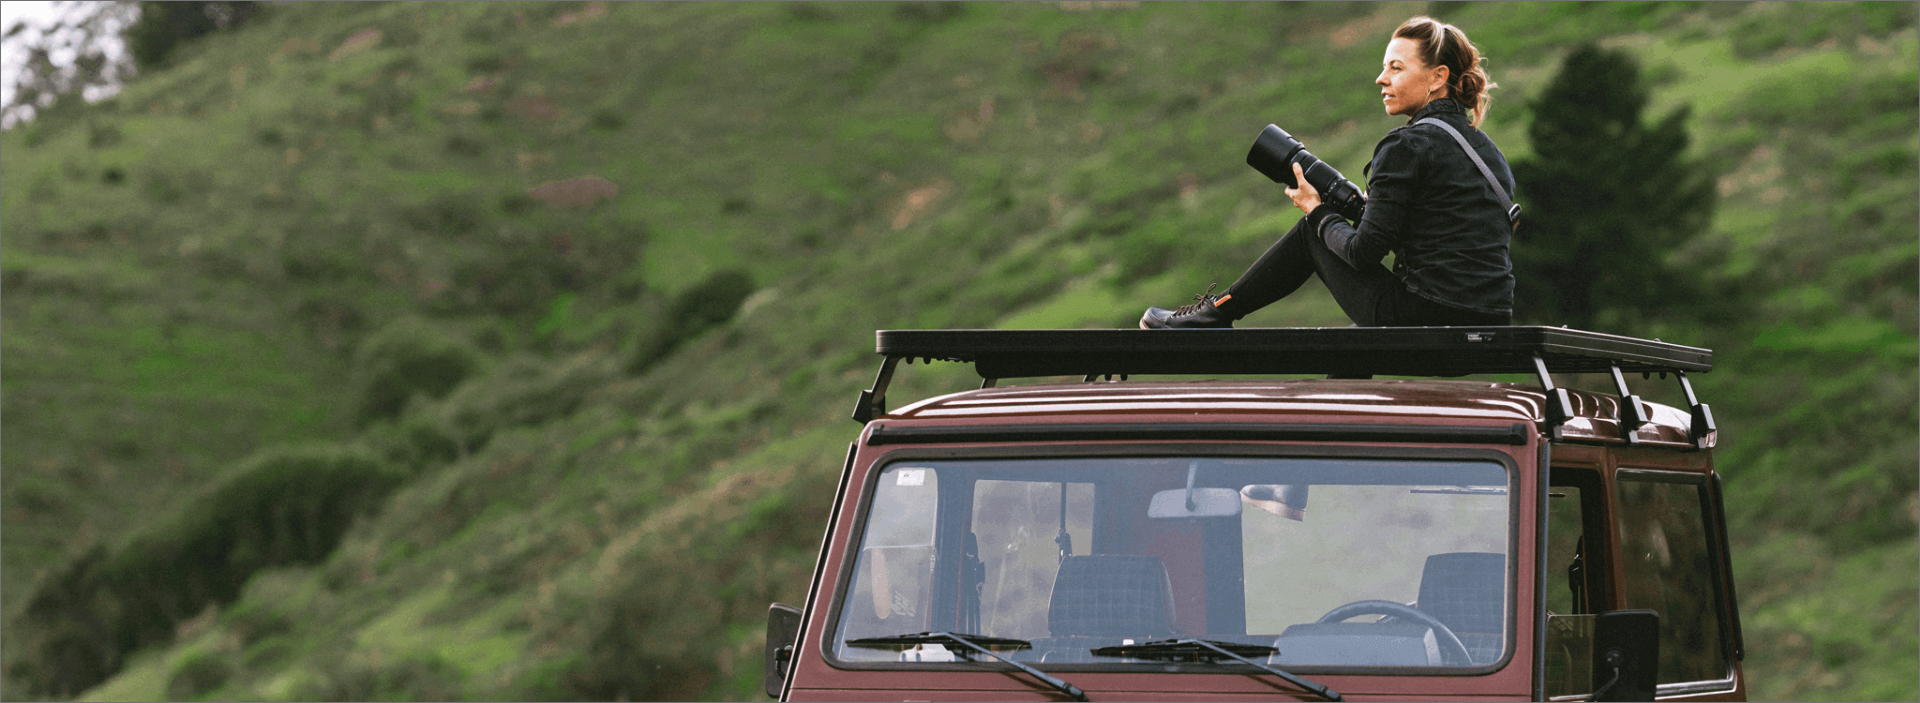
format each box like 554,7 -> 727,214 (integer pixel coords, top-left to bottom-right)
831,455 -> 1513,671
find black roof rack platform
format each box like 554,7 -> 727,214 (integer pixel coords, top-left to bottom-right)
876,326 -> 1708,378
854,326 -> 1715,447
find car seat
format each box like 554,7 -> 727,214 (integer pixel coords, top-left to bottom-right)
1417,551 -> 1506,665
1035,554 -> 1176,662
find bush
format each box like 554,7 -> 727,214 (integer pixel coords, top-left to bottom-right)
166,650 -> 233,700
428,352 -> 620,453
625,268 -> 755,374
126,2 -> 261,70
555,462 -> 836,701
3,444 -> 404,699
352,318 -> 483,426
301,651 -> 465,701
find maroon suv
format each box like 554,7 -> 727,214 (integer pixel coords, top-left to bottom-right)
766,327 -> 1745,701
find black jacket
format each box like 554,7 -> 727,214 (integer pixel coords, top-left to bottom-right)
1302,98 -> 1516,315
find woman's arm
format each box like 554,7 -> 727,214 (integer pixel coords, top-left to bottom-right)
1310,130 -> 1422,269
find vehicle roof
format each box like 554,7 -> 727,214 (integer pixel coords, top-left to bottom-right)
882,378 -> 1703,448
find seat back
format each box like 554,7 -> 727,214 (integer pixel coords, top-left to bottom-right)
1417,551 -> 1506,664
1046,554 -> 1175,638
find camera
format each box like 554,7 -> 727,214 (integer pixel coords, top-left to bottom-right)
1246,124 -> 1367,223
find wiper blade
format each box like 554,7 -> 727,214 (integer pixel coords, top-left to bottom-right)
846,631 -> 1034,650
1090,638 -> 1342,702
847,632 -> 1087,702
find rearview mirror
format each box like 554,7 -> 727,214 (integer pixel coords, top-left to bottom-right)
1149,487 -> 1242,519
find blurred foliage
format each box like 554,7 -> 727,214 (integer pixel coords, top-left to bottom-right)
628,268 -> 757,374
350,318 -> 482,427
1511,43 -> 1720,330
4,444 -> 400,697
126,1 -> 260,69
0,1 -> 138,128
0,2 -> 1912,701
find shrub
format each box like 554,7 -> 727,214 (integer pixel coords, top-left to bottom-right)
625,268 -> 755,374
166,649 -> 233,700
298,651 -> 465,701
3,444 -> 404,698
127,2 -> 262,69
364,412 -> 464,474
428,352 -> 620,453
556,463 -> 836,701
352,318 -> 483,426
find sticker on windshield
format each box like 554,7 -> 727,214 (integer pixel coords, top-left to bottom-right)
896,469 -> 925,486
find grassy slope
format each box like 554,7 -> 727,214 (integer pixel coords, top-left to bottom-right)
0,2 -> 1912,700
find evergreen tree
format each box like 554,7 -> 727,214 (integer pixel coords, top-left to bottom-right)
1510,44 -> 1717,330
125,1 -> 258,70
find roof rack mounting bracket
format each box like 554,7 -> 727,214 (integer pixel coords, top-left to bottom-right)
1610,364 -> 1649,445
1676,371 -> 1716,451
1532,354 -> 1572,442
852,356 -> 901,424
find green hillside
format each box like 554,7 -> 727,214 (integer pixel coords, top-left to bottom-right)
1,2 -> 1913,700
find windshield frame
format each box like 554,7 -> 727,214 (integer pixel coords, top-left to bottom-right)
818,442 -> 1523,678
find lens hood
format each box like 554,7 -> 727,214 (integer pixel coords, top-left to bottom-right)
1245,123 -> 1368,223
1247,124 -> 1305,187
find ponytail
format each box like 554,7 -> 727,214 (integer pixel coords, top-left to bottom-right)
1394,17 -> 1497,126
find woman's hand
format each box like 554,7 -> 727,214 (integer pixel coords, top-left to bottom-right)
1286,161 -> 1322,215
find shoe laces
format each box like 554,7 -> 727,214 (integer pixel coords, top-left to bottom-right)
1173,283 -> 1219,315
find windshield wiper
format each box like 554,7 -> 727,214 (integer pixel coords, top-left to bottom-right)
1090,638 -> 1342,702
846,632 -> 1087,702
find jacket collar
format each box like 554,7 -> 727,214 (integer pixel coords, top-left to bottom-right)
1409,96 -> 1466,123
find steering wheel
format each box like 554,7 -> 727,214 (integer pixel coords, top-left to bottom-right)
1315,600 -> 1473,666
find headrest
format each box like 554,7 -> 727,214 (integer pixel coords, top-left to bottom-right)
1047,554 -> 1175,638
1418,551 -> 1505,634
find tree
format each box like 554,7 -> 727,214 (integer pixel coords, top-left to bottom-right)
1510,44 -> 1718,330
0,1 -> 259,128
124,1 -> 257,70
1,1 -> 138,128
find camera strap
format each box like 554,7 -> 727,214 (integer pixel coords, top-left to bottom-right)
1416,117 -> 1521,230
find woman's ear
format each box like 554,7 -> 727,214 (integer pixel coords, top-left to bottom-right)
1431,64 -> 1451,94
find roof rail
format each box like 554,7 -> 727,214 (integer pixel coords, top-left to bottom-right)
852,327 -> 1715,448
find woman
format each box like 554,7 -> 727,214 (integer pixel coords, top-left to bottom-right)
1141,17 -> 1515,329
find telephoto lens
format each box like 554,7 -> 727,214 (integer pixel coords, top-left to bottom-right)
1246,124 -> 1367,223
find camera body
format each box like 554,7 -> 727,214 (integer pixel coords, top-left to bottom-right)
1246,124 -> 1367,223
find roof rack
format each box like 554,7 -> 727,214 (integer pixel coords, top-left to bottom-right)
852,326 -> 1715,448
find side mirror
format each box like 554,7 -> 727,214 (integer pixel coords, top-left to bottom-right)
1590,609 -> 1659,702
764,603 -> 803,699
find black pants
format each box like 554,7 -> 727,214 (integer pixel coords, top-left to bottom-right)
1220,218 -> 1509,327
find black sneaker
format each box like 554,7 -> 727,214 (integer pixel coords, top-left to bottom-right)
1140,285 -> 1235,329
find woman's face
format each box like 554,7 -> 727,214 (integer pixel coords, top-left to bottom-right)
1377,36 -> 1450,118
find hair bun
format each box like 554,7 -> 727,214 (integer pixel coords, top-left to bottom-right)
1394,16 -> 1498,126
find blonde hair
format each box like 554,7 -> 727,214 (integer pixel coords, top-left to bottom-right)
1394,16 -> 1497,126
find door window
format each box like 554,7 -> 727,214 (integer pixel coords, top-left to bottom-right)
1543,467 -> 1605,699
1614,472 -> 1732,685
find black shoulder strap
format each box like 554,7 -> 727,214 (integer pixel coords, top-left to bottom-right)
1416,117 -> 1521,229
